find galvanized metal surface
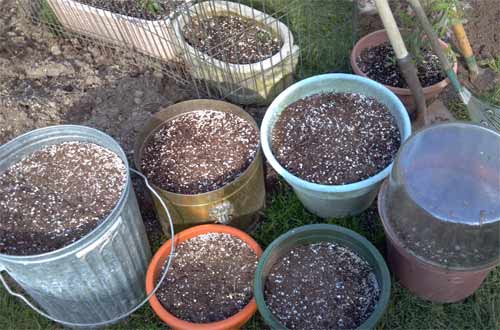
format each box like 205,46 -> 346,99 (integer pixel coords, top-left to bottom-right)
134,99 -> 266,234
0,126 -> 152,325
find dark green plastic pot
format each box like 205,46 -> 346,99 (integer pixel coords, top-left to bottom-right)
254,224 -> 391,330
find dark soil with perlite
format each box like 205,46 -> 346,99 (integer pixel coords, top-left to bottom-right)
265,242 -> 380,330
272,92 -> 400,185
156,233 -> 258,323
77,0 -> 187,20
0,142 -> 126,256
141,110 -> 259,194
183,15 -> 282,64
357,43 -> 446,88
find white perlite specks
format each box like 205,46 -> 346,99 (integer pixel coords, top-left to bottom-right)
141,110 -> 259,194
0,142 -> 126,255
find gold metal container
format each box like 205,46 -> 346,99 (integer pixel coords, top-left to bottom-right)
134,99 -> 266,234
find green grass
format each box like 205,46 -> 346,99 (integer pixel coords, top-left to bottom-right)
3,0 -> 498,329
2,183 -> 498,329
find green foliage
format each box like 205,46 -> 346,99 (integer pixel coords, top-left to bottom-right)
138,0 -> 162,15
394,0 -> 460,66
486,56 -> 500,74
39,0 -> 63,36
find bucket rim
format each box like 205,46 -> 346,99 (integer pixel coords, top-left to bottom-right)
260,73 -> 412,193
0,125 -> 130,263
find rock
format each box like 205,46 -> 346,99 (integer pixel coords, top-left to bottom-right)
134,90 -> 144,98
134,97 -> 142,105
84,75 -> 102,86
26,63 -> 75,79
50,44 -> 62,56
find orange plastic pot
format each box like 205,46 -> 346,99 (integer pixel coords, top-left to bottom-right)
146,224 -> 263,330
351,29 -> 458,116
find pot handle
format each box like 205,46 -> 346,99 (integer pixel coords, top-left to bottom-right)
0,169 -> 176,328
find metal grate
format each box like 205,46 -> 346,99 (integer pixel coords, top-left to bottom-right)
21,0 -> 356,105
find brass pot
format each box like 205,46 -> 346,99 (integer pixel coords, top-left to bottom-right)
134,99 -> 265,234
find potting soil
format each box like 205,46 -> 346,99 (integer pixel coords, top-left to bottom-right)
272,92 -> 400,185
156,232 -> 258,323
182,14 -> 282,64
356,42 -> 446,88
265,242 -> 380,330
141,109 -> 259,194
0,142 -> 126,255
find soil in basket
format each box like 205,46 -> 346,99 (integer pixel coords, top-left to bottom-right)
140,110 -> 259,194
156,232 -> 258,323
76,0 -> 187,20
0,142 -> 126,256
265,242 -> 380,330
272,92 -> 401,185
183,15 -> 283,64
357,43 -> 446,88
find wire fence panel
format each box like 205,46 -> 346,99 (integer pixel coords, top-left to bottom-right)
22,0 -> 356,105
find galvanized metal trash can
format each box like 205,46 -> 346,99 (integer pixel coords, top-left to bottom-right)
134,100 -> 266,234
0,125 -> 152,325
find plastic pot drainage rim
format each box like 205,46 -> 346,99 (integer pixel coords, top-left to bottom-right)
0,125 -> 176,327
254,224 -> 391,330
261,73 -> 412,218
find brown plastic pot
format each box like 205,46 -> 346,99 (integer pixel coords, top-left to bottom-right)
378,180 -> 496,303
351,29 -> 458,116
146,224 -> 262,330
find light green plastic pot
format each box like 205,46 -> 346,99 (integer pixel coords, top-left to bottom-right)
254,224 -> 391,330
261,74 -> 411,218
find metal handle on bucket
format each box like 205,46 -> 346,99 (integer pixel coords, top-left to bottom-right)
0,169 -> 175,328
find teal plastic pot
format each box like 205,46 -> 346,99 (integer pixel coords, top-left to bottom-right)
254,224 -> 391,330
261,73 -> 411,218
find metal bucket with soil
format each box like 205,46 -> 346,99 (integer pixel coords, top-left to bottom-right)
146,224 -> 262,330
173,0 -> 299,105
134,99 -> 265,234
0,125 -> 151,325
378,122 -> 500,303
261,73 -> 411,218
254,224 -> 391,330
351,29 -> 457,115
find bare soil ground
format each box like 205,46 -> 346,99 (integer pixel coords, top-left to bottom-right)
0,0 -> 200,246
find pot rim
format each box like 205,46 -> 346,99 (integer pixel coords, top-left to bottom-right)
0,125 -> 130,263
253,224 -> 391,330
146,224 -> 263,330
134,99 -> 262,198
261,73 -> 412,194
350,29 -> 458,95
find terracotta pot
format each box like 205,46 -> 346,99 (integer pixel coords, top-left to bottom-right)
351,29 -> 458,116
146,224 -> 262,330
378,181 -> 496,303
